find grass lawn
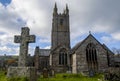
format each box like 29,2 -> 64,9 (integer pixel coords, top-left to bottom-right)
0,71 -> 106,81
38,73 -> 105,81
0,71 -> 7,81
0,71 -> 28,81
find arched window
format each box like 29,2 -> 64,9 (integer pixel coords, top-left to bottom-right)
86,43 -> 98,71
60,19 -> 64,25
86,43 -> 97,62
59,48 -> 67,65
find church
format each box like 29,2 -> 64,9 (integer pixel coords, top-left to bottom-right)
34,3 -> 114,74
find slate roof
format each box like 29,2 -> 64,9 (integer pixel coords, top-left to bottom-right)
39,49 -> 50,56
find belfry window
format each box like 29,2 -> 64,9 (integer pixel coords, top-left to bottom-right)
59,48 -> 67,65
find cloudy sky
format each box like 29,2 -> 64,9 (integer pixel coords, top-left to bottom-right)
0,0 -> 120,55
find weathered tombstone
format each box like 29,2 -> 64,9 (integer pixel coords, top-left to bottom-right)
49,69 -> 55,77
43,68 -> 48,78
7,27 -> 36,81
51,69 -> 55,77
89,69 -> 94,77
66,66 -> 72,73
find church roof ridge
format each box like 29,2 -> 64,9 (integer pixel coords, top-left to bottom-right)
102,44 -> 114,54
39,49 -> 50,56
71,33 -> 104,53
72,33 -> 93,50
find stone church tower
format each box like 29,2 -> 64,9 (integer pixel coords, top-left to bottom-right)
51,3 -> 70,49
50,3 -> 71,73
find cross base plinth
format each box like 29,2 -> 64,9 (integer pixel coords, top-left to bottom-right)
7,67 -> 37,81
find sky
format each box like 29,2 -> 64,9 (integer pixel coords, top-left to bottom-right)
0,0 -> 120,55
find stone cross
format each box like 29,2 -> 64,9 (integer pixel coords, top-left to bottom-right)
14,27 -> 35,67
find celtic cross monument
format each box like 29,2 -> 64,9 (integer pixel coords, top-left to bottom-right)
7,27 -> 37,81
14,27 -> 35,66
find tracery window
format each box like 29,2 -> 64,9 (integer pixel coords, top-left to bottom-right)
86,43 -> 98,71
59,48 -> 67,65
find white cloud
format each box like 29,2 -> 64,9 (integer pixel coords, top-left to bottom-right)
1,0 -> 120,39
43,46 -> 51,49
7,0 -> 53,37
0,0 -> 120,55
111,32 -> 120,41
0,33 -> 14,46
101,36 -> 113,44
0,46 -> 19,55
39,38 -> 50,43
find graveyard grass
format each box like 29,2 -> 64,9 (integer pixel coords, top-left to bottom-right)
0,71 -> 106,81
0,71 -> 7,81
38,73 -> 106,81
0,71 -> 28,81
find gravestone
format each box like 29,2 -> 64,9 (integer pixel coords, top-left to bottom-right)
51,69 -> 55,77
49,69 -> 55,77
48,66 -> 55,77
7,27 -> 36,81
43,68 -> 48,78
89,69 -> 94,77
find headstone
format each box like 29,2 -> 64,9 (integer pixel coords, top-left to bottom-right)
51,69 -> 55,77
43,68 -> 48,78
7,27 -> 36,81
89,69 -> 94,77
66,66 -> 72,73
49,69 -> 55,77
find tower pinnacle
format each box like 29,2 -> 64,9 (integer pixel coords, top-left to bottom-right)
53,2 -> 58,15
66,4 -> 69,14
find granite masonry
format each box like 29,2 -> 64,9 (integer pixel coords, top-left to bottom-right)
7,27 -> 36,81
